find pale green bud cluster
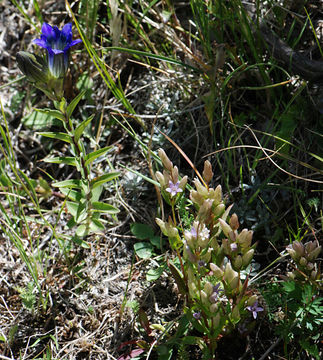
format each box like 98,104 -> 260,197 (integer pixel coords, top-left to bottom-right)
155,150 -> 263,341
155,149 -> 187,205
286,240 -> 322,281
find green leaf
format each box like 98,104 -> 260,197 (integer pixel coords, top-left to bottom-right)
91,201 -> 119,214
167,260 -> 187,295
71,235 -> 90,248
66,90 -> 86,118
91,172 -> 119,189
18,170 -> 39,205
84,146 -> 113,167
34,108 -> 65,122
130,223 -> 154,240
66,201 -> 87,223
90,218 -> 105,231
282,281 -> 296,293
38,132 -> 72,143
53,179 -> 83,189
74,114 -> 94,143
146,266 -> 164,281
149,235 -> 163,249
134,242 -> 154,259
0,125 -> 10,154
60,188 -> 83,201
22,110 -> 61,130
43,156 -> 78,167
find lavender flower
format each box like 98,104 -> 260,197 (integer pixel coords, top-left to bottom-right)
193,311 -> 201,320
34,23 -> 82,78
198,260 -> 206,271
230,243 -> 238,252
166,180 -> 183,197
209,283 -> 223,303
190,226 -> 197,238
246,301 -> 263,319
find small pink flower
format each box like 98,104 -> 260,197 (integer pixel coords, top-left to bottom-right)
166,180 -> 183,197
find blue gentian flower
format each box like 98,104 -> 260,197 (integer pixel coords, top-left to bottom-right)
34,23 -> 82,78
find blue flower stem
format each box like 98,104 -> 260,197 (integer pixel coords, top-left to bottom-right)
61,105 -> 93,235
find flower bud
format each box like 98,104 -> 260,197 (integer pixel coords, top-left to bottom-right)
246,295 -> 257,307
224,263 -> 239,290
200,290 -> 208,305
242,249 -> 254,267
184,231 -> 195,249
311,270 -> 318,280
210,263 -> 224,278
218,218 -> 232,238
165,222 -> 178,238
292,241 -> 305,257
204,281 -> 214,296
214,203 -> 225,217
232,306 -> 240,321
16,51 -> 47,83
229,213 -> 239,231
307,246 -> 321,262
155,171 -> 165,187
194,178 -> 209,197
17,51 -> 64,101
299,257 -> 307,267
210,303 -> 218,313
306,262 -> 314,271
158,149 -> 173,171
212,313 -> 221,328
213,185 -> 222,204
287,271 -> 296,280
304,241 -> 316,254
171,166 -> 179,183
286,246 -> 297,261
233,255 -> 243,270
222,238 -> 231,255
184,243 -> 197,262
190,190 -> 204,206
221,204 -> 234,222
198,199 -> 213,222
237,229 -> 253,251
188,281 -> 197,298
156,218 -> 167,235
178,175 -> 188,191
203,160 -> 213,184
200,248 -> 212,263
230,243 -> 238,253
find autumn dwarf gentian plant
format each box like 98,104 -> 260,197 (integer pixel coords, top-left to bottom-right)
155,150 -> 264,357
16,23 -> 119,246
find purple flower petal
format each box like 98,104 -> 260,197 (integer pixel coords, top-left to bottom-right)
61,23 -> 72,40
41,23 -> 54,37
246,300 -> 264,319
166,180 -> 182,197
193,311 -> 201,320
